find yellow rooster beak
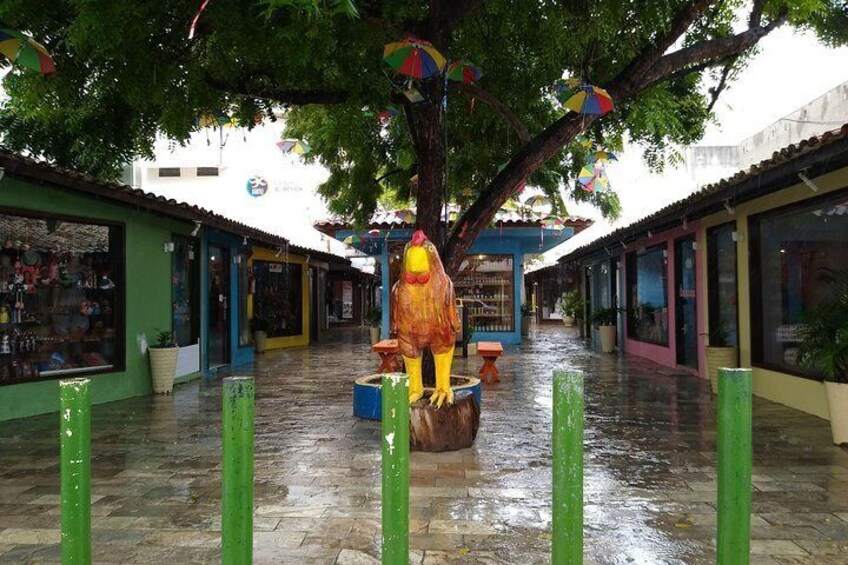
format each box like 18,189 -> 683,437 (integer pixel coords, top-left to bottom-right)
405,246 -> 430,274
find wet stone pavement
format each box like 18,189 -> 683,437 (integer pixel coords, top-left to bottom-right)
1,325 -> 848,564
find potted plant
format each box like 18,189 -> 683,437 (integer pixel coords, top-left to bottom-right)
704,322 -> 737,394
251,317 -> 269,353
520,303 -> 534,337
149,330 -> 178,394
592,307 -> 619,353
364,306 -> 382,344
796,268 -> 848,445
559,291 -> 582,327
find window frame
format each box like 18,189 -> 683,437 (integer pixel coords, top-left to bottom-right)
706,221 -> 740,350
625,244 -> 670,346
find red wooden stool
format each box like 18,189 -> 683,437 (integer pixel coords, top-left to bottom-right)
477,341 -> 503,383
373,339 -> 403,373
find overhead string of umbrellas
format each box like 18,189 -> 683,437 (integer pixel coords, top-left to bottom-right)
0,28 -> 55,74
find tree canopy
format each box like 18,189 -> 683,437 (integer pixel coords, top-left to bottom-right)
1,0 -> 846,271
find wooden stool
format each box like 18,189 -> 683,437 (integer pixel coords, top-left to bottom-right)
373,339 -> 403,373
477,341 -> 503,383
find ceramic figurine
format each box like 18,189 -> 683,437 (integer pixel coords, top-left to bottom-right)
0,305 -> 8,324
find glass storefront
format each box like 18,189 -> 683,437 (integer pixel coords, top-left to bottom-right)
454,254 -> 514,332
707,223 -> 739,347
253,260 -> 303,337
0,210 -> 123,384
626,245 -> 669,345
172,236 -> 199,347
750,190 -> 848,377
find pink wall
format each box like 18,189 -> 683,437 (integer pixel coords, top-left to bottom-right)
622,221 -> 705,377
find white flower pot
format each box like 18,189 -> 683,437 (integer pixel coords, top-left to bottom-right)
705,346 -> 738,394
563,316 -> 575,327
369,326 -> 381,345
598,325 -> 616,353
521,316 -> 533,337
467,343 -> 478,356
149,347 -> 179,394
825,381 -> 848,446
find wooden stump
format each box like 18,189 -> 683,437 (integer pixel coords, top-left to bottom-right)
409,391 -> 480,452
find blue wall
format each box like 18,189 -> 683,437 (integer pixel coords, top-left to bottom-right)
201,229 -> 254,375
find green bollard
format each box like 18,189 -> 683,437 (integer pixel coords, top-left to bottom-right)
717,368 -> 752,565
222,377 -> 255,565
552,370 -> 583,565
60,378 -> 91,565
381,373 -> 409,565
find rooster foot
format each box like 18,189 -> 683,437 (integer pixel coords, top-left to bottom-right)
429,387 -> 455,409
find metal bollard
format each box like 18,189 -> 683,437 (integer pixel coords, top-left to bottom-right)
717,368 -> 752,564
222,377 -> 255,565
552,370 -> 584,564
60,378 -> 92,565
381,373 -> 409,565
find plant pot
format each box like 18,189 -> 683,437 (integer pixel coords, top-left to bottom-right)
369,326 -> 381,344
705,346 -> 737,394
149,346 -> 179,394
467,343 -> 478,356
521,316 -> 532,337
254,330 -> 267,354
825,381 -> 848,446
563,316 -> 575,327
598,325 -> 616,353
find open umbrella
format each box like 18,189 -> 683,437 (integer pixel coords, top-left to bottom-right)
577,166 -> 596,187
383,37 -> 446,80
552,78 -> 581,102
563,85 -> 615,116
576,134 -> 594,149
447,60 -> 483,84
524,195 -> 551,209
343,235 -> 365,246
276,139 -> 311,155
579,173 -> 610,193
378,106 -> 399,123
0,29 -> 55,74
587,150 -> 618,163
541,215 -> 565,230
398,210 -> 416,224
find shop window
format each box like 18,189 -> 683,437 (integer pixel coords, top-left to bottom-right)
626,246 -> 669,345
237,255 -> 250,347
707,223 -> 739,348
750,191 -> 848,377
171,236 -> 199,347
0,210 -> 123,385
253,261 -> 303,337
454,255 -> 514,332
590,260 -> 612,315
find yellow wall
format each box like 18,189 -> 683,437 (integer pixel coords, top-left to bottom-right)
248,247 -> 310,349
698,166 -> 848,420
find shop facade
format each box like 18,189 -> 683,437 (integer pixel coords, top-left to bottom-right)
248,246 -> 310,349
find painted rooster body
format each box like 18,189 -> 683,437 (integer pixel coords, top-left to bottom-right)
390,230 -> 460,406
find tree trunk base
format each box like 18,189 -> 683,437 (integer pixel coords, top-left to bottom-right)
410,390 -> 480,452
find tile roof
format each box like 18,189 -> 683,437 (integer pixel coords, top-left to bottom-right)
0,148 -> 349,265
559,124 -> 848,263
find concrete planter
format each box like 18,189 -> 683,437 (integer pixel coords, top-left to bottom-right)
521,316 -> 532,337
369,326 -> 381,345
562,316 -> 575,327
705,346 -> 737,394
467,342 -> 477,356
825,381 -> 848,446
354,374 -> 481,420
254,331 -> 267,354
149,347 -> 179,394
598,325 -> 616,353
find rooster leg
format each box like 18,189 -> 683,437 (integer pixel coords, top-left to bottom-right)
404,356 -> 424,404
430,347 -> 455,408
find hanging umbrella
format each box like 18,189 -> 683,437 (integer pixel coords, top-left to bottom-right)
580,174 -> 610,193
552,77 -> 581,102
577,166 -> 596,188
524,195 -> 551,209
447,60 -> 483,84
276,138 -> 311,155
563,85 -> 615,116
398,210 -> 416,224
343,235 -> 365,246
0,29 -> 55,74
541,215 -> 565,230
378,106 -> 399,123
587,150 -> 618,163
383,37 -> 446,80
576,134 -> 594,149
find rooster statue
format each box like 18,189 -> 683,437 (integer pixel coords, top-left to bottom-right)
390,230 -> 460,407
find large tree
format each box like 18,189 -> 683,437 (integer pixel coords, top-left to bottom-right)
1,0 -> 845,273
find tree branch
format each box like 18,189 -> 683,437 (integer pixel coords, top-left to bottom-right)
204,74 -> 348,105
452,82 -> 531,144
749,0 -> 767,27
706,58 -> 737,113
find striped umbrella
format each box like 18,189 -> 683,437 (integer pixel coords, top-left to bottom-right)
343,235 -> 365,246
524,195 -> 551,209
398,210 -> 416,224
277,139 -> 311,155
447,60 -> 483,84
563,85 -> 615,116
383,37 -> 446,80
0,28 -> 55,74
541,215 -> 565,230
588,150 -> 618,163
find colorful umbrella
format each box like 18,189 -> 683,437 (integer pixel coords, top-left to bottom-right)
447,60 -> 483,84
378,106 -> 399,123
576,134 -> 594,149
587,150 -> 618,163
524,195 -> 551,209
343,235 -> 365,246
398,210 -> 416,224
563,85 -> 615,116
383,37 -> 446,80
194,112 -> 236,129
541,215 -> 565,230
552,78 -> 581,102
577,166 -> 596,187
276,138 -> 311,155
579,173 -> 610,193
0,28 -> 55,74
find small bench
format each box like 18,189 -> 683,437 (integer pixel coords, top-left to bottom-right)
477,341 -> 503,383
373,339 -> 403,373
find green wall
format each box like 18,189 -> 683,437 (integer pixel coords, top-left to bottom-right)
0,176 -> 194,421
